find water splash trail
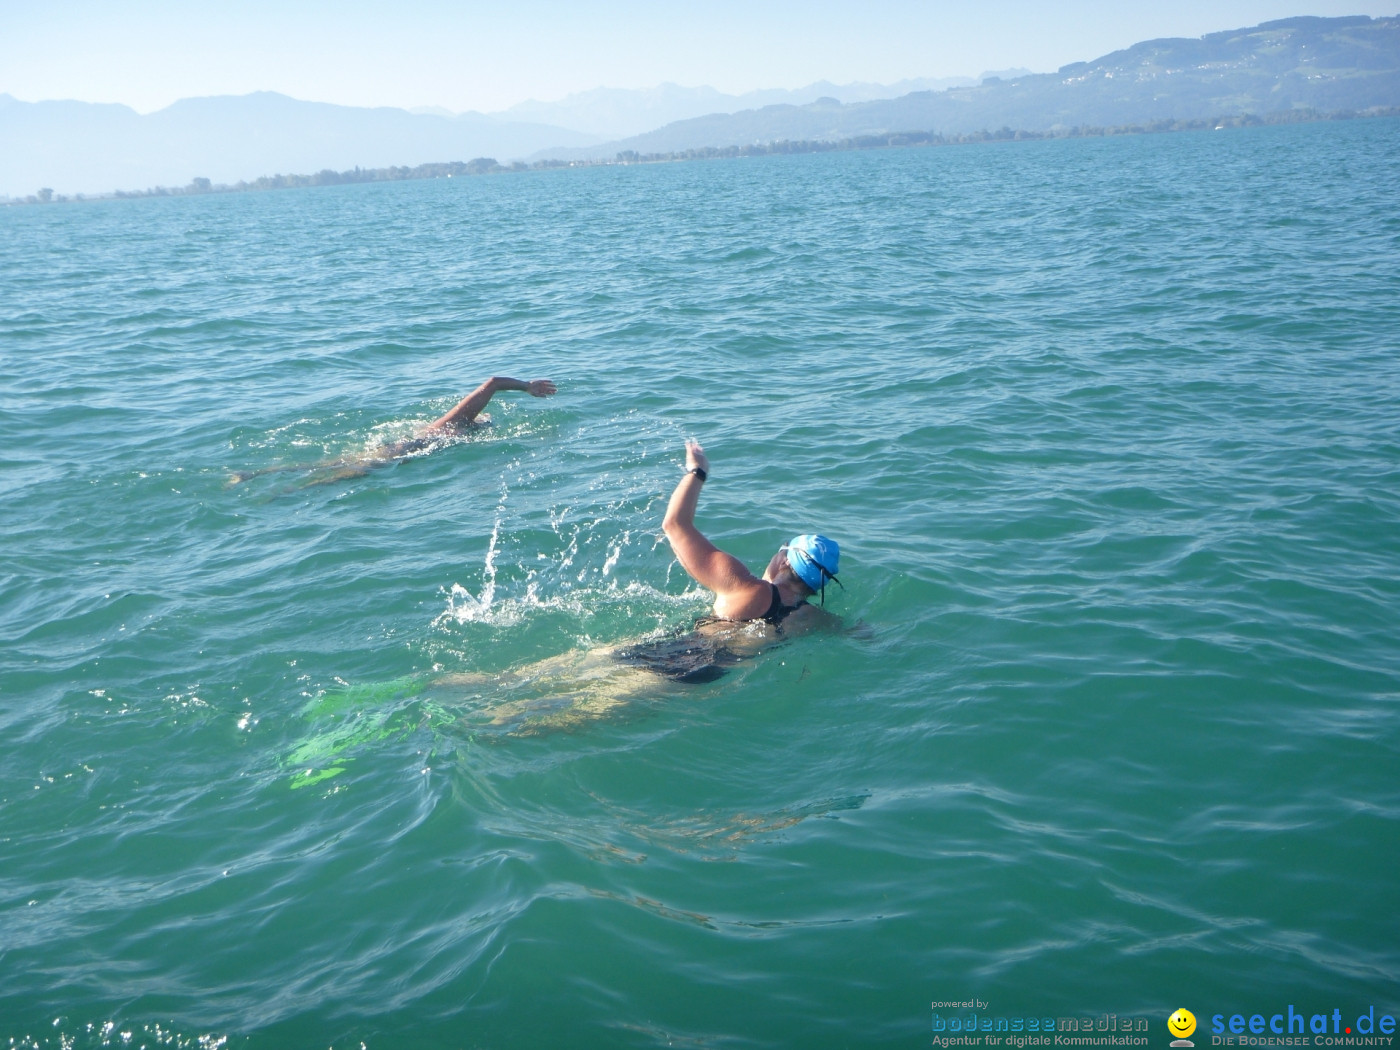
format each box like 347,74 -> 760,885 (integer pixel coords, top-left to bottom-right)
441,473 -> 511,624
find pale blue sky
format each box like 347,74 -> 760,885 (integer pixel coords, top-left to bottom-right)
4,0 -> 1396,114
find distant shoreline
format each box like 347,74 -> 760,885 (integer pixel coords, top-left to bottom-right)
9,104 -> 1398,207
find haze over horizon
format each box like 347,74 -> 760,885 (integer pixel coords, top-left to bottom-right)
6,0 -> 1399,115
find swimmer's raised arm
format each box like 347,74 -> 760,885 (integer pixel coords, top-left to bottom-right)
662,440 -> 771,620
425,376 -> 557,434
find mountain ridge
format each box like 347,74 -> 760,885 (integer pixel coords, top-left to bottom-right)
494,75 -> 1030,138
0,91 -> 600,198
538,14 -> 1399,161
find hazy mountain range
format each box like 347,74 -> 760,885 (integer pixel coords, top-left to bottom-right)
0,71 -> 1029,199
487,75 -> 1032,139
548,15 -> 1400,160
0,93 -> 598,200
3,15 -> 1397,199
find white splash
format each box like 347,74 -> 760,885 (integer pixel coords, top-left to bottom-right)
438,477 -> 510,624
602,531 -> 629,576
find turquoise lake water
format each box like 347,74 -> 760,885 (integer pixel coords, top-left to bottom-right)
2,118 -> 1398,1049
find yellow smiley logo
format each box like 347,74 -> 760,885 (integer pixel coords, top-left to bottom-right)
1169,1010 -> 1197,1039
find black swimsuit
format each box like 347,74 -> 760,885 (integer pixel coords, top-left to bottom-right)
760,583 -> 801,625
610,634 -> 738,683
612,585 -> 804,683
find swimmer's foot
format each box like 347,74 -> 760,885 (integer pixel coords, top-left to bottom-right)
301,465 -> 372,487
435,672 -> 496,688
227,463 -> 309,486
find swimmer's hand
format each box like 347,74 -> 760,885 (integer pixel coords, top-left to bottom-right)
844,619 -> 876,641
527,379 -> 557,398
685,438 -> 709,476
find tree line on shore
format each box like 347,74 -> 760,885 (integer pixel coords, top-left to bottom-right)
11,105 -> 1396,206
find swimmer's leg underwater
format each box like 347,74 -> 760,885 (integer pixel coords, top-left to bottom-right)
436,647 -> 686,734
281,673 -> 461,788
282,646 -> 692,777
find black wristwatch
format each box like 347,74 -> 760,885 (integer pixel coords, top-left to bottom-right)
687,467 -> 708,482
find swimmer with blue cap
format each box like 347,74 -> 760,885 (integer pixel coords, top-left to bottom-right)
663,439 -> 841,626
432,437 -> 844,729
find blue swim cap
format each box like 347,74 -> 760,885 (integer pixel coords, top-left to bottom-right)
786,534 -> 840,593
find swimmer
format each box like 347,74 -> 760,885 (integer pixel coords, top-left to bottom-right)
229,375 -> 557,485
607,438 -> 842,682
662,438 -> 840,627
436,438 -> 843,732
377,376 -> 557,458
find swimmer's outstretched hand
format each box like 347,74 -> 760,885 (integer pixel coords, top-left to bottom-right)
685,438 -> 709,476
527,379 -> 557,398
